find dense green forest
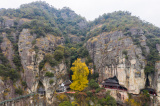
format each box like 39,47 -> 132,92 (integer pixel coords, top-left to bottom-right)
0,1 -> 87,37
87,11 -> 160,39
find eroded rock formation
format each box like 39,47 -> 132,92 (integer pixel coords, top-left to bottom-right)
86,30 -> 147,94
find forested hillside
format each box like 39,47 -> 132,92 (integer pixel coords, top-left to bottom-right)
0,1 -> 160,106
0,1 -> 89,81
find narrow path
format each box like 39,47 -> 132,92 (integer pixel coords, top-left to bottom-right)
0,93 -> 36,105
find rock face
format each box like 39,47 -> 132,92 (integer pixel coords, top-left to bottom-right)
0,78 -> 5,101
18,29 -> 37,91
109,89 -> 128,103
1,33 -> 15,68
0,29 -> 67,102
86,31 -> 147,94
154,44 -> 160,103
0,32 -> 20,101
42,62 -> 67,102
18,29 -> 67,101
69,34 -> 81,43
155,62 -> 160,103
0,17 -> 30,29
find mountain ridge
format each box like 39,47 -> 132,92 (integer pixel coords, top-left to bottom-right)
0,1 -> 160,105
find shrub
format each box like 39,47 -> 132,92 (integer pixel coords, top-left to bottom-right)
95,88 -> 101,93
126,90 -> 150,106
22,81 -> 27,87
0,36 -> 3,44
59,101 -> 72,106
78,47 -> 89,58
32,39 -> 36,45
0,53 -> 8,64
39,60 -> 46,70
9,69 -> 20,81
13,54 -> 22,69
125,55 -> 129,60
56,45 -> 65,52
54,50 -> 64,61
13,43 -> 18,52
39,54 -> 58,70
45,54 -> 58,66
144,66 -> 154,74
122,50 -> 128,55
0,64 -> 8,76
85,56 -> 92,65
81,36 -> 85,41
0,64 -> 20,81
48,58 -> 58,67
45,71 -> 54,77
49,79 -> 54,84
5,28 -> 12,35
34,46 -> 39,53
45,54 -> 53,60
15,87 -> 23,95
88,79 -> 99,89
86,91 -> 93,97
96,88 -> 105,93
57,94 -> 69,101
98,92 -> 117,106
7,35 -> 14,43
63,47 -> 70,57
89,72 -> 99,80
124,31 -> 131,36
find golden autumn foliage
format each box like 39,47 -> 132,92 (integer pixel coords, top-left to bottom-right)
126,99 -> 140,106
70,58 -> 89,91
57,94 -> 69,101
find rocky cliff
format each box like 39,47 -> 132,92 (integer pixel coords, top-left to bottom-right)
1,2 -> 160,105
0,1 -> 87,103
18,29 -> 67,101
0,28 -> 68,102
86,29 -> 147,94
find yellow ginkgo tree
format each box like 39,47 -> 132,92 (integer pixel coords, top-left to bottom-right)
70,58 -> 89,91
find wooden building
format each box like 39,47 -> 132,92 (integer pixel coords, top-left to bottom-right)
56,80 -> 72,92
140,88 -> 157,96
38,87 -> 45,95
101,76 -> 127,91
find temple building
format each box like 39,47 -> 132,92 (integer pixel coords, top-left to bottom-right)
56,80 -> 72,92
140,88 -> 157,96
101,76 -> 127,91
38,87 -> 46,96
